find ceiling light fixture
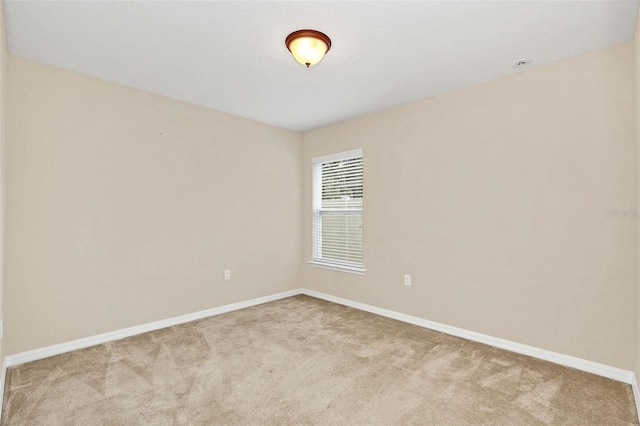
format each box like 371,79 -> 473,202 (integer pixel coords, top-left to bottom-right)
285,29 -> 332,68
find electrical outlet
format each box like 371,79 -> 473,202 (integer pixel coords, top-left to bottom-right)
224,270 -> 231,281
404,274 -> 411,287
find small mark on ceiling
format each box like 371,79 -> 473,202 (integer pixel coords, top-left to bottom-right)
512,59 -> 533,70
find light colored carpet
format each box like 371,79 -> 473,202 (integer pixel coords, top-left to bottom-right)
2,295 -> 637,425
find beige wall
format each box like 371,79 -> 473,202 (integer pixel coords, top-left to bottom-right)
5,56 -> 303,355
303,42 -> 636,370
635,10 -> 640,380
0,3 -> 7,361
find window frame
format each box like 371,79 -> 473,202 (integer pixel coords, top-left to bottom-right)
309,149 -> 366,275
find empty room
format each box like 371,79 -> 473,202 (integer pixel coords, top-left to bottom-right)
0,0 -> 639,424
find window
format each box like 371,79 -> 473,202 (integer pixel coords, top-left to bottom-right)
310,149 -> 365,274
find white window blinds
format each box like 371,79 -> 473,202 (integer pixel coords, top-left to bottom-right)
311,149 -> 364,273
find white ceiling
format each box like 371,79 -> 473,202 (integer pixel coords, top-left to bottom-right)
4,1 -> 639,132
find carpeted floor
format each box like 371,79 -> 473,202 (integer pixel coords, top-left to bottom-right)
2,295 -> 637,425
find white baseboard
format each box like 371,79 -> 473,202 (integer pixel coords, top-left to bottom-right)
301,289 -> 635,384
4,288 -> 303,368
0,357 -> 6,416
632,373 -> 640,422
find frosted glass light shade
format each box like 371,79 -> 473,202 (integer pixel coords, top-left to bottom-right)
286,30 -> 332,68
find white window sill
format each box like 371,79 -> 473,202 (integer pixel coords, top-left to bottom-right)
308,261 -> 366,275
